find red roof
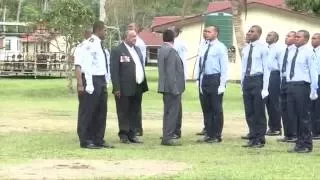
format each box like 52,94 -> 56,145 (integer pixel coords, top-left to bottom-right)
139,29 -> 163,46
151,16 -> 192,27
20,35 -> 39,42
207,1 -> 232,12
207,0 -> 287,13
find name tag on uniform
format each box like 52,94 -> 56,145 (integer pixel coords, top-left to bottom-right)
120,56 -> 130,62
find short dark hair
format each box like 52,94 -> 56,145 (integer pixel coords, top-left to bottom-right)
252,25 -> 262,35
163,29 -> 175,42
271,31 -> 279,42
93,21 -> 104,33
298,30 -> 310,40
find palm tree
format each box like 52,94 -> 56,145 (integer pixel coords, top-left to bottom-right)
231,0 -> 247,53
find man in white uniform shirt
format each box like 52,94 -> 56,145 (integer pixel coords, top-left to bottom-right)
77,21 -> 113,149
110,30 -> 149,144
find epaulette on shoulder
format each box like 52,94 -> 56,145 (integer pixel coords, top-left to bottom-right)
89,38 -> 94,42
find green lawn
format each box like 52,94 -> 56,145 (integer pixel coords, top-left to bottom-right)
0,68 -> 320,180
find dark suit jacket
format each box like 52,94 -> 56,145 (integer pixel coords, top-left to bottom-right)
157,43 -> 185,95
110,42 -> 148,96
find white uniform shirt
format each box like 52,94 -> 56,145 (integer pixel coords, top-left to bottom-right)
124,42 -> 144,84
174,38 -> 188,79
136,35 -> 147,65
74,40 -> 86,72
82,34 -> 108,86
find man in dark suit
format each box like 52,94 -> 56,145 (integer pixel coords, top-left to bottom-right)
110,30 -> 148,144
158,29 -> 185,146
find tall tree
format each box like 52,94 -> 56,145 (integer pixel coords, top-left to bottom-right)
286,0 -> 320,16
43,0 -> 94,92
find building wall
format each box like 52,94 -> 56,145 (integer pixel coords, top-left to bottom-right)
180,6 -> 320,80
0,36 -> 21,60
243,5 -> 320,47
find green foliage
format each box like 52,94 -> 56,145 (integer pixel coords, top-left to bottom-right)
43,0 -> 94,53
286,0 -> 320,15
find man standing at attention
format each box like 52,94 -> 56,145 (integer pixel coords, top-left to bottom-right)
128,22 -> 147,136
196,26 -> 228,143
241,25 -> 270,148
158,29 -> 185,146
265,31 -> 282,136
277,31 -> 298,143
310,33 -> 320,140
110,30 -> 148,144
76,21 -> 114,149
285,30 -> 318,153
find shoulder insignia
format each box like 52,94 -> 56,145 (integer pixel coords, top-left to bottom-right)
89,38 -> 94,42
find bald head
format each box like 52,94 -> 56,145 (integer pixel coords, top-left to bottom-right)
266,31 -> 279,45
312,33 -> 320,48
203,25 -> 219,41
123,30 -> 137,47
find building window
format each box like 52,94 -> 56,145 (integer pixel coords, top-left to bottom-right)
149,48 -> 158,59
5,40 -> 11,50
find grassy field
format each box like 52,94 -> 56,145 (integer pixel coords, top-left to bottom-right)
0,68 -> 320,180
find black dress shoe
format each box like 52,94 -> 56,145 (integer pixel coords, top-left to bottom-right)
288,147 -> 312,153
135,131 -> 143,136
128,137 -> 143,144
266,129 -> 282,136
161,139 -> 181,146
196,129 -> 206,136
205,138 -> 222,143
120,137 -> 130,144
80,143 -> 102,149
160,134 -> 181,140
241,133 -> 252,140
242,141 -> 264,148
96,142 -> 115,148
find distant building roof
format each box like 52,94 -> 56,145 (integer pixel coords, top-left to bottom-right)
139,29 -> 163,46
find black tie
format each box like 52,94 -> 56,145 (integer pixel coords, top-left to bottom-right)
289,48 -> 299,80
245,44 -> 253,76
101,42 -> 108,73
281,47 -> 289,74
200,43 -> 211,74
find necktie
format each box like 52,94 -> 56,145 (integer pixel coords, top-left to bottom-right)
245,44 -> 253,76
289,48 -> 299,80
200,43 -> 211,74
101,42 -> 108,73
281,47 -> 289,74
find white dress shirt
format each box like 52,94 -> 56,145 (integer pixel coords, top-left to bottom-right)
136,35 -> 146,65
82,34 -> 108,86
174,38 -> 188,79
124,43 -> 144,84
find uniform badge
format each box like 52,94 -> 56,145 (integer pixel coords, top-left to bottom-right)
89,38 -> 94,42
120,56 -> 130,62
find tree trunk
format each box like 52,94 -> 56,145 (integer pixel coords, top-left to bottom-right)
16,0 -> 23,22
231,0 -> 246,54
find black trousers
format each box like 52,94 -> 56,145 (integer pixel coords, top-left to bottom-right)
162,93 -> 182,141
280,78 -> 296,138
242,75 -> 266,143
266,70 -> 281,131
199,74 -> 224,139
310,76 -> 320,136
286,82 -> 312,149
77,75 -> 107,145
115,84 -> 143,139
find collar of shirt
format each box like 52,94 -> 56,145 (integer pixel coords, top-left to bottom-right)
91,34 -> 101,43
250,39 -> 261,46
268,43 -> 276,49
207,39 -> 218,46
124,42 -> 135,51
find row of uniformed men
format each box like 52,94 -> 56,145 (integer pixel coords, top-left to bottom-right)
195,24 -> 320,153
73,21 -> 188,149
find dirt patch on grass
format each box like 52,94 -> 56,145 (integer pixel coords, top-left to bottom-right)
0,159 -> 189,179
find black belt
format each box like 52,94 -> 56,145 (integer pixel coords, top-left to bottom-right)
286,81 -> 310,86
203,73 -> 221,78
